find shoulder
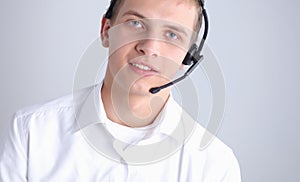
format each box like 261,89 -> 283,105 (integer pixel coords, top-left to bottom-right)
191,125 -> 241,181
179,110 -> 241,181
15,85 -> 96,118
184,122 -> 237,162
12,85 -> 98,131
15,94 -> 73,120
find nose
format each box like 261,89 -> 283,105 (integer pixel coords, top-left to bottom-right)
136,39 -> 161,57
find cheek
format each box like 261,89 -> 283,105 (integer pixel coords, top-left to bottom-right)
172,47 -> 187,64
160,48 -> 186,77
164,44 -> 187,63
108,46 -> 132,74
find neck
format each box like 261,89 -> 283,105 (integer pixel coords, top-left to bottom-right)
101,79 -> 170,128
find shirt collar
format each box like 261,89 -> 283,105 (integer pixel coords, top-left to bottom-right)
73,82 -> 198,164
74,82 -> 186,142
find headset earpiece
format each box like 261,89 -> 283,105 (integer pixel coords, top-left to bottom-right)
182,43 -> 198,65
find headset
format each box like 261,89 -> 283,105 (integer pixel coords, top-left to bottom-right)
104,0 -> 209,94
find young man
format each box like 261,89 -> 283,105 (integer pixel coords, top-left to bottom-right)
0,0 -> 241,181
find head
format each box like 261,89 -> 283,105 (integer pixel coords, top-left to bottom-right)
101,0 -> 202,96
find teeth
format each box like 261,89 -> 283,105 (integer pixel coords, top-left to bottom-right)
131,63 -> 152,71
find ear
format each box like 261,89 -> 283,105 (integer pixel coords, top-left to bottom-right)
100,16 -> 111,47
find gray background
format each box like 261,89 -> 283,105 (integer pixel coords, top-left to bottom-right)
0,0 -> 299,181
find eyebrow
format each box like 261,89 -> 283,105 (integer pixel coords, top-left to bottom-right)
121,10 -> 146,19
121,10 -> 190,37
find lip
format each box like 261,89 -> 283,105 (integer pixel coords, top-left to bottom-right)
128,60 -> 159,76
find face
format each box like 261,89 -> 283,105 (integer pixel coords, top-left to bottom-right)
101,0 -> 199,96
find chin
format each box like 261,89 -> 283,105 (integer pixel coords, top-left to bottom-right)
128,82 -> 151,96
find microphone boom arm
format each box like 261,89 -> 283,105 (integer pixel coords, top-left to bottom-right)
149,55 -> 204,94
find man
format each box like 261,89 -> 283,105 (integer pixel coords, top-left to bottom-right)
0,0 -> 241,181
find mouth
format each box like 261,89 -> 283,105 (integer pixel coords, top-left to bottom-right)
130,63 -> 153,71
128,61 -> 158,76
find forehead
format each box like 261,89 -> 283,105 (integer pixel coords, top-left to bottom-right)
114,0 -> 199,31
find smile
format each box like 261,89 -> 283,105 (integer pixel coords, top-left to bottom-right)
129,62 -> 158,76
131,63 -> 152,71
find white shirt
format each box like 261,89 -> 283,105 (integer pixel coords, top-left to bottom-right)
0,84 -> 241,182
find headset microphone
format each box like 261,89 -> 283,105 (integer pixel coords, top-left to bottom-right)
149,45 -> 204,94
149,3 -> 209,94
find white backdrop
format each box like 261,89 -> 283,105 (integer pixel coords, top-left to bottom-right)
0,0 -> 299,181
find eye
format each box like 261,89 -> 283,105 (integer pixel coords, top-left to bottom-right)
128,20 -> 143,29
166,31 -> 179,40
